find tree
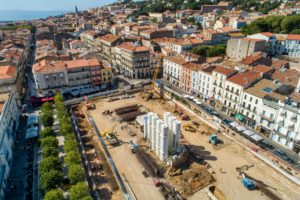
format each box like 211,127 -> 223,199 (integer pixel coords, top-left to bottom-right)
39,157 -> 62,173
54,93 -> 64,104
191,45 -> 226,57
68,164 -> 85,184
65,151 -> 81,166
41,102 -> 53,113
41,136 -> 58,149
40,127 -> 56,138
81,196 -> 93,200
69,182 -> 90,200
42,147 -> 59,158
40,170 -> 63,194
65,133 -> 76,141
64,140 -> 78,153
41,112 -> 54,127
59,123 -> 73,136
44,189 -> 64,200
291,29 -> 300,34
281,15 -> 300,33
191,46 -> 210,56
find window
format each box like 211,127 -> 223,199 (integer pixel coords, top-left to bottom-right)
255,99 -> 258,104
250,97 -> 253,102
244,94 -> 247,100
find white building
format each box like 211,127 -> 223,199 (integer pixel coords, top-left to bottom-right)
196,65 -> 216,100
284,34 -> 300,58
163,56 -> 186,87
0,92 -> 20,199
223,70 -> 262,116
212,66 -> 237,109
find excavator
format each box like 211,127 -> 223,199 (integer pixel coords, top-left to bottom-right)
236,164 -> 255,190
183,124 -> 196,132
101,124 -> 119,145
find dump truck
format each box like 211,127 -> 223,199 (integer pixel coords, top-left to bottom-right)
208,134 -> 222,145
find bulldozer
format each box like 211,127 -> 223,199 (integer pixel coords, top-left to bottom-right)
100,124 -> 119,145
183,124 -> 196,132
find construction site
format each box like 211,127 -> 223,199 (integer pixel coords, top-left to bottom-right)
72,86 -> 300,200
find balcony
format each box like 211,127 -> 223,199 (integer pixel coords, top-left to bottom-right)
226,87 -> 230,92
213,82 -> 217,86
291,116 -> 297,123
278,120 -> 284,127
260,113 -> 274,122
288,124 -> 295,131
280,112 -> 287,117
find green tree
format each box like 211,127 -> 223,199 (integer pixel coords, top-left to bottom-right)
41,136 -> 58,149
44,189 -> 64,200
191,46 -> 210,56
59,123 -> 73,136
40,127 -> 56,138
64,140 -> 78,153
54,93 -> 64,104
65,133 -> 76,141
65,151 -> 81,166
68,164 -> 85,184
69,182 -> 90,200
81,196 -> 93,200
281,15 -> 300,33
41,102 -> 53,113
41,112 -> 54,127
40,157 -> 63,173
291,29 -> 300,34
40,170 -> 63,194
42,147 -> 59,158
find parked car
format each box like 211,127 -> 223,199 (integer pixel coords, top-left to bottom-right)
273,149 -> 294,163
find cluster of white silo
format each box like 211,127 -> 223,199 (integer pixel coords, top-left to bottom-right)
143,112 -> 181,161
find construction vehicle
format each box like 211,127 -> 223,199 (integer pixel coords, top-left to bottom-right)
183,124 -> 196,132
208,134 -> 222,145
129,141 -> 139,153
101,125 -> 119,145
236,164 -> 255,190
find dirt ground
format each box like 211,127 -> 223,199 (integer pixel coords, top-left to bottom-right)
87,93 -> 300,200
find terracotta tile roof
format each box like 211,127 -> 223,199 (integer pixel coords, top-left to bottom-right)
0,103 -> 4,113
271,68 -> 300,87
33,58 -> 100,73
100,34 -> 120,43
227,71 -> 261,87
286,34 -> 300,40
213,66 -> 236,76
271,60 -> 289,69
261,32 -> 274,37
0,65 -> 16,80
245,79 -> 278,98
165,56 -> 187,65
182,62 -> 204,71
116,42 -> 149,52
253,65 -> 274,74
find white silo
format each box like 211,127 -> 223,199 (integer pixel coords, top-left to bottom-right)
173,120 -> 181,153
164,112 -> 171,124
155,119 -> 163,156
160,123 -> 169,161
147,112 -> 153,140
143,115 -> 148,139
168,116 -> 176,152
151,115 -> 158,151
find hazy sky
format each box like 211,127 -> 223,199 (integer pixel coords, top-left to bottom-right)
0,0 -> 116,11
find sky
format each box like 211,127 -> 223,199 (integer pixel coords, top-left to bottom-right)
0,0 -> 116,11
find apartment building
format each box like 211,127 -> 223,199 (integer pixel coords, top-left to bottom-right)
0,92 -> 20,199
33,58 -> 112,95
80,30 -> 103,48
97,34 -> 122,64
212,66 -> 237,109
226,38 -> 266,60
140,29 -> 173,40
223,70 -> 262,116
284,34 -> 300,58
163,56 -> 187,87
180,63 -> 203,94
201,1 -> 233,13
154,37 -> 203,54
114,42 -> 151,79
196,65 -> 216,100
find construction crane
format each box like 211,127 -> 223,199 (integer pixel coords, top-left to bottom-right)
236,164 -> 255,190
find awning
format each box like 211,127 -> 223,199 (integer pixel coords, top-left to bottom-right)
236,125 -> 246,132
250,134 -> 263,142
26,127 -> 38,139
229,122 -> 239,127
235,113 -> 244,121
27,114 -> 39,126
242,130 -> 255,137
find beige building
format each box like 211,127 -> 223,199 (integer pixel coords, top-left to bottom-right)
226,38 -> 266,60
33,58 -> 112,95
97,34 -> 122,65
114,42 -> 151,79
